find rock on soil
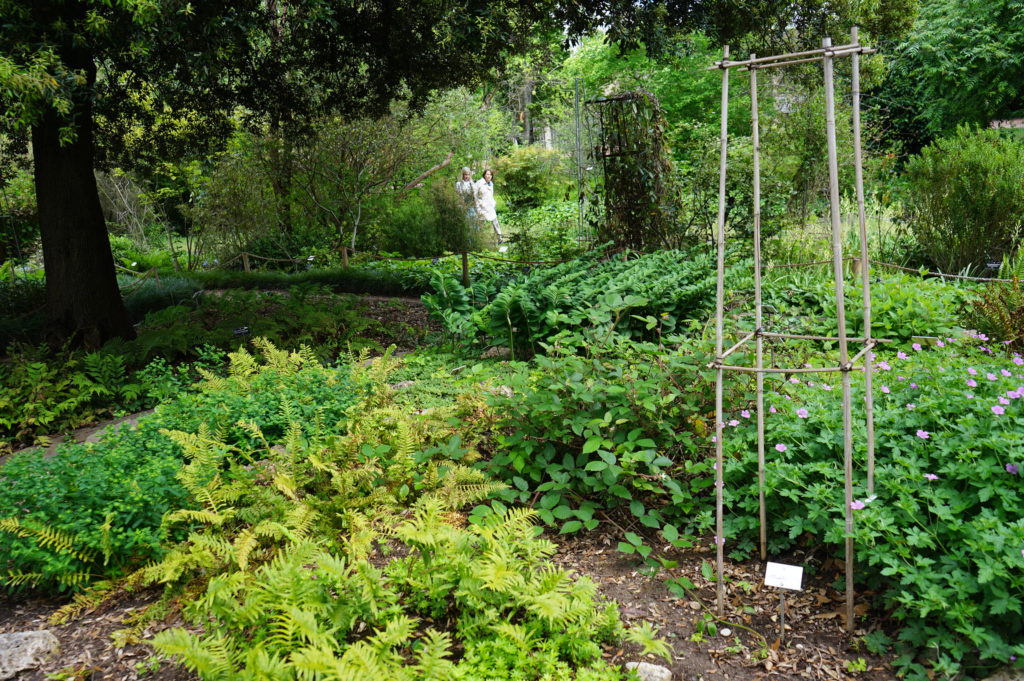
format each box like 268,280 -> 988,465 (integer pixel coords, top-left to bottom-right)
0,631 -> 60,680
625,661 -> 673,681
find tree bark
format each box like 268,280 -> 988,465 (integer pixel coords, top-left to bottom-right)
32,55 -> 135,347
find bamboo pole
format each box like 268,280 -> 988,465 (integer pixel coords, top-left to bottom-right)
714,45 -> 730,618
852,26 -> 877,495
715,363 -> 865,374
718,331 -> 757,362
750,58 -> 768,561
736,48 -> 876,71
823,37 -> 857,634
755,331 -> 891,343
707,42 -> 859,69
461,252 -> 470,287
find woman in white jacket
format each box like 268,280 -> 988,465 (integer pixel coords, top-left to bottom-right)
474,169 -> 503,243
455,167 -> 475,219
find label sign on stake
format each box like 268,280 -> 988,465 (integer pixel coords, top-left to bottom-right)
764,562 -> 804,591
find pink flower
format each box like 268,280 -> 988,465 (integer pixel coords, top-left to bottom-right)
769,406 -> 777,413
968,368 -> 978,375
987,373 -> 998,381
789,377 -> 800,384
936,340 -> 945,347
728,419 -> 740,427
1014,357 -> 1024,366
897,351 -> 908,360
880,386 -> 890,394
979,333 -> 989,341
966,393 -> 975,399
999,397 -> 1011,405
910,383 -> 918,389
796,408 -> 809,418
741,410 -> 751,418
807,381 -> 815,387
967,379 -> 978,388
897,376 -> 907,381
850,500 -> 865,510
947,337 -> 955,342
876,361 -> 891,371
1008,391 -> 1021,399
912,343 -> 922,351
993,405 -> 1006,415
711,436 -> 718,443
822,384 -> 832,391
924,473 -> 938,481
775,443 -> 788,452
1002,369 -> 1013,377
906,403 -> 916,410
916,430 -> 930,439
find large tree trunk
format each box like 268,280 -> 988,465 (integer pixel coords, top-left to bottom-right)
32,58 -> 135,347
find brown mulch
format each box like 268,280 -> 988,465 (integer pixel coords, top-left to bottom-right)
354,295 -> 442,351
0,590 -> 192,681
551,528 -> 898,681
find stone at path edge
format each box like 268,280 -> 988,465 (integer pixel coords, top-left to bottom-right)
0,630 -> 61,680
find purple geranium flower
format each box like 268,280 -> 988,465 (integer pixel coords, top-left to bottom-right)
775,443 -> 788,452
850,500 -> 865,510
993,406 -> 1006,415
880,386 -> 890,394
924,473 -> 938,481
796,408 -> 809,418
912,343 -> 922,351
1006,463 -> 1019,475
916,430 -> 930,439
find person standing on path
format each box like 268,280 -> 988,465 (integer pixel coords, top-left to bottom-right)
455,167 -> 476,221
474,168 -> 503,243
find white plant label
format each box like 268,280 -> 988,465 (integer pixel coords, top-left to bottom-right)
764,562 -> 803,591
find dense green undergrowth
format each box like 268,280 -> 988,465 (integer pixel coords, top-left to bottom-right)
2,341 -> 671,679
0,341 -> 358,589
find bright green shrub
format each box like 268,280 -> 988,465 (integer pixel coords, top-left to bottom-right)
713,338 -> 1024,680
903,126 -> 1024,272
492,145 -> 571,211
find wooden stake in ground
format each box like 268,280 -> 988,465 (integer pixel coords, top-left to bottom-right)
750,57 -> 767,563
852,26 -> 877,495
822,36 -> 857,634
713,44 -> 730,618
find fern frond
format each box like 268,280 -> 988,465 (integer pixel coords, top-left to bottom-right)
623,620 -> 674,663
48,581 -> 115,624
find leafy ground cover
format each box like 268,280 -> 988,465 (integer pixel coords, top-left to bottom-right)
2,257 -> 1023,681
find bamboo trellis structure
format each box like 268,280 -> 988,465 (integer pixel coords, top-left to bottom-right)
709,28 -> 878,634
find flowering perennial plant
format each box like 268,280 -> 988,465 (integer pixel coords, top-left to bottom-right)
708,337 -> 1024,680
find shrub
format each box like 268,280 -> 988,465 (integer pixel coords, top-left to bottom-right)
903,126 -> 1024,272
492,145 -> 571,211
375,181 -> 482,257
713,338 -> 1024,680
